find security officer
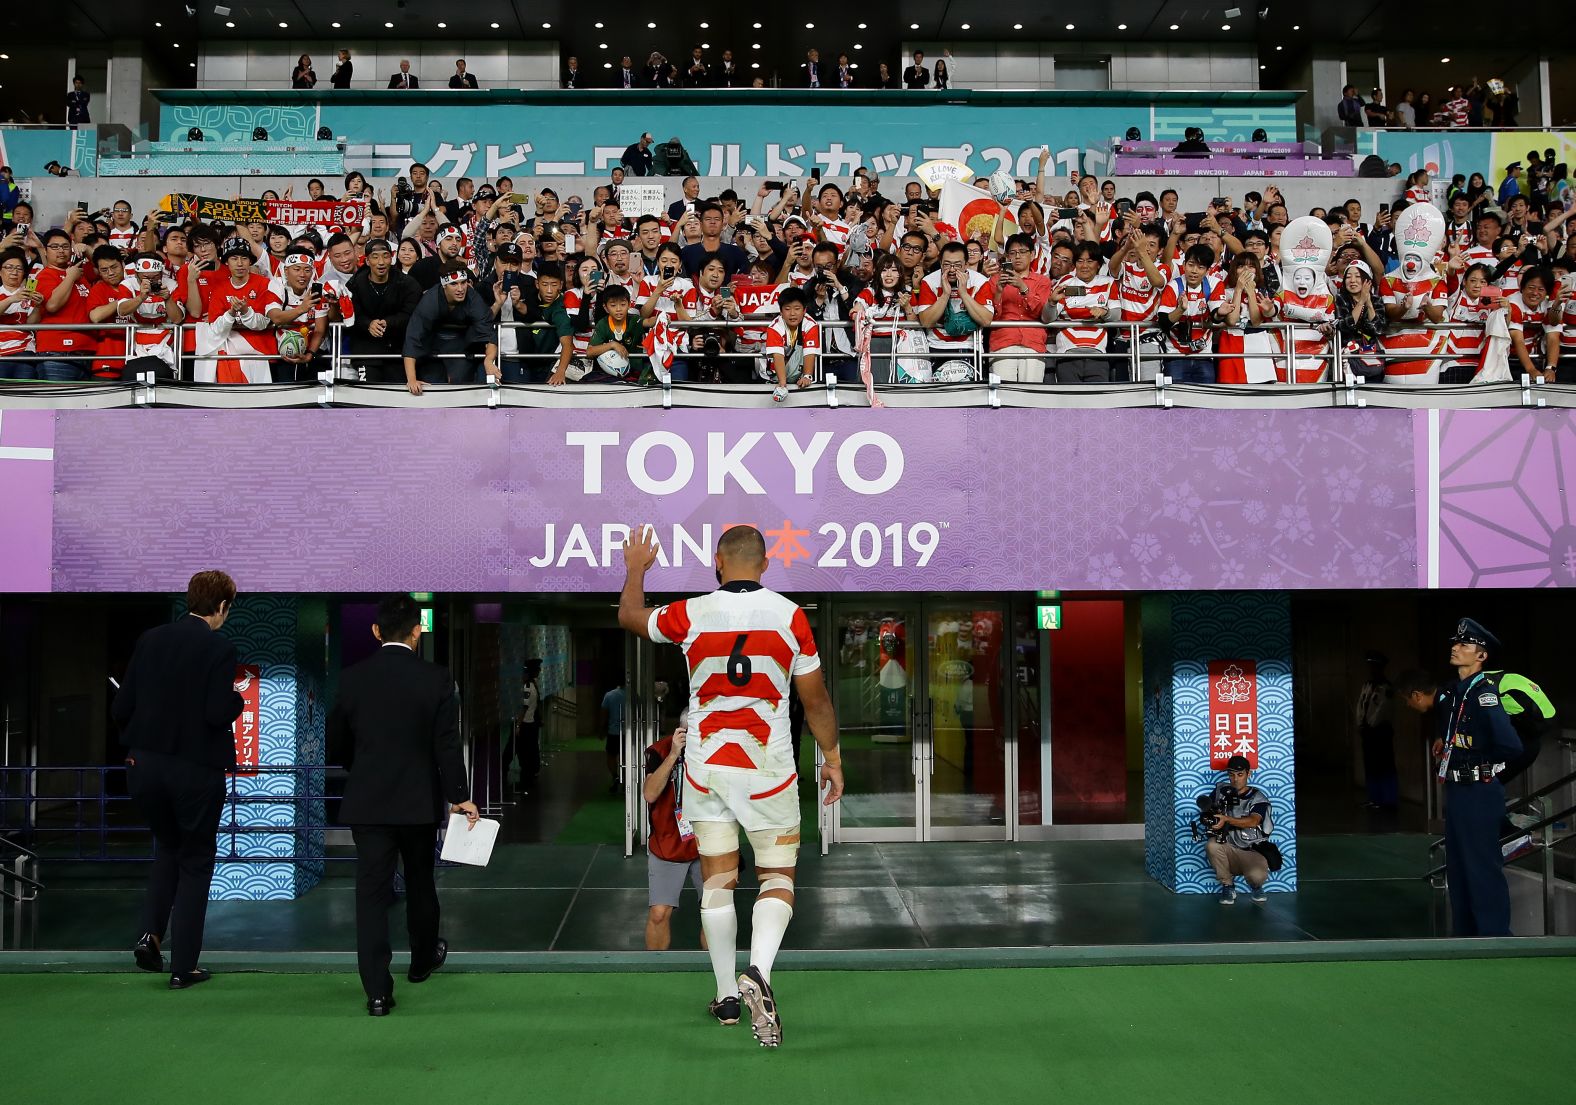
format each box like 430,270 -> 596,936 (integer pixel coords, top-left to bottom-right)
1435,618 -> 1523,937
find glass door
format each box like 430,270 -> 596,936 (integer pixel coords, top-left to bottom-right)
828,596 -> 1011,842
621,631 -> 659,857
827,602 -> 921,840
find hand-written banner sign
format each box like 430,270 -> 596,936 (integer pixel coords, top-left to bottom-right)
1207,659 -> 1258,770
232,663 -> 261,776
617,183 -> 668,219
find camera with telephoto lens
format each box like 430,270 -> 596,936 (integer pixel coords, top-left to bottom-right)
394,176 -> 411,199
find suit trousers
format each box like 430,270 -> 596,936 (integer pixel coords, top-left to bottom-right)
1444,779 -> 1511,937
352,823 -> 441,999
128,749 -> 227,974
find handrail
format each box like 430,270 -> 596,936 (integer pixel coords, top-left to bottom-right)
1423,798 -> 1576,880
0,835 -> 40,860
1427,763 -> 1576,856
0,866 -> 43,894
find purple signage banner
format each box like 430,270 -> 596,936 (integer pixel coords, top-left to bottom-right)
0,410 -> 55,592
1425,409 -> 1576,589
43,408 -> 1430,594
1113,156 -> 1354,177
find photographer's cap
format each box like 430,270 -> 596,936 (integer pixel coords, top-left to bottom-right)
1225,755 -> 1251,772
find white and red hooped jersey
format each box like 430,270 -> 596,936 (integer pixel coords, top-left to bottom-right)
0,283 -> 35,355
561,286 -> 594,355
1381,274 -> 1448,378
107,224 -> 140,255
1441,291 -> 1495,368
1272,288 -> 1335,383
1506,292 -> 1558,361
1051,273 -> 1115,352
1112,259 -> 1164,323
648,582 -> 821,777
915,268 -> 995,346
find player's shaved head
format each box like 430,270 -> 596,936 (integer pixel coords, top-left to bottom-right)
717,526 -> 767,564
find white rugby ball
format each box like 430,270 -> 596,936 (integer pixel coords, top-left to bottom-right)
596,349 -> 630,376
987,170 -> 1016,204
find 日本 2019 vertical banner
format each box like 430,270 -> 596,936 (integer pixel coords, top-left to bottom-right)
232,664 -> 261,776
1207,659 -> 1258,769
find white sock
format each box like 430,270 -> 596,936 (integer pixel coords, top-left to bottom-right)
699,904 -> 738,1001
749,897 -> 794,983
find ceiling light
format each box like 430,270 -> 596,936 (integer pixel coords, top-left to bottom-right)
1292,24 -> 1300,29
647,21 -> 656,28
331,21 -> 341,28
752,43 -> 761,49
853,43 -> 862,49
805,22 -> 815,28
1440,56 -> 1451,63
961,23 -> 971,30
599,43 -> 608,49
277,21 -> 287,28
173,42 -> 180,47
491,22 -> 500,28
0,54 -> 9,59
910,23 -> 919,29
595,21 -> 604,28
850,63 -> 858,69
1260,64 -> 1266,69
858,23 -> 867,30
437,22 -> 446,28
1275,45 -> 1283,50
753,22 -> 761,28
384,22 -> 393,28
1222,23 -> 1232,30
1014,23 -> 1023,30
1118,23 -> 1128,30
751,62 -> 760,69
1065,23 -> 1075,30
602,62 -> 611,68
701,43 -> 709,49
1170,24 -> 1180,30
542,22 -> 551,28
699,22 -> 709,29
225,20 -> 233,27
188,63 -> 194,68
154,21 -> 161,27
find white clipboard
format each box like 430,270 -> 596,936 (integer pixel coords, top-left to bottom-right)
439,814 -> 499,866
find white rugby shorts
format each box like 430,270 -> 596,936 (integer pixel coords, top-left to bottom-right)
683,763 -> 800,833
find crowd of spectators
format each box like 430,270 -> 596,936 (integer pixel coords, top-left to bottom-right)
1338,79 -> 1521,129
0,134 -> 1570,393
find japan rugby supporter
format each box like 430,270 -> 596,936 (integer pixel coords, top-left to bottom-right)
0,249 -> 42,378
1047,242 -> 1114,383
265,242 -> 331,383
914,240 -> 994,381
33,228 -> 94,380
987,233 -> 1051,383
85,247 -> 183,381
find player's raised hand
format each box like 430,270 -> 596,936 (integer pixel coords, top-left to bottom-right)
622,522 -> 660,573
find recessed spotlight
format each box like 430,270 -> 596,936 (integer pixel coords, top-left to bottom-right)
491,22 -> 500,28
1292,24 -> 1300,29
599,43 -> 608,50
1260,64 -> 1266,69
225,20 -> 233,27
1170,23 -> 1179,30
1275,45 -> 1283,50
910,22 -> 919,29
1014,23 -> 1023,30
1222,23 -> 1231,30
437,22 -> 446,28
595,22 -> 603,29
277,21 -> 287,28
188,63 -> 194,68
542,22 -> 551,28
853,43 -> 862,49
753,22 -> 761,28
154,21 -> 161,27
850,63 -> 858,69
858,22 -> 867,29
961,23 -> 971,30
0,54 -> 9,59
805,22 -> 814,28
752,43 -> 761,49
602,61 -> 611,69
1118,23 -> 1128,30
699,22 -> 709,29
701,43 -> 709,49
647,21 -> 656,28
331,21 -> 341,28
1440,56 -> 1451,63
1065,23 -> 1075,30
751,62 -> 760,69
173,42 -> 180,47
384,22 -> 393,28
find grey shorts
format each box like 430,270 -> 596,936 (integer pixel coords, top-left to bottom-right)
647,852 -> 703,908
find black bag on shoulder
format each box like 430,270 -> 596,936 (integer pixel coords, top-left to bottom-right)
1250,840 -> 1284,872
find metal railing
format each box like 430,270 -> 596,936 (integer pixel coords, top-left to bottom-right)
0,834 -> 43,950
0,316 -> 1563,410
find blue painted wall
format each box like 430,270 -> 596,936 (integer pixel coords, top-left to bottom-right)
1144,592 -> 1297,894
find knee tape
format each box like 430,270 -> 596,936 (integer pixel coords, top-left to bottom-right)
692,819 -> 739,857
746,825 -> 801,868
701,870 -> 738,911
758,873 -> 795,897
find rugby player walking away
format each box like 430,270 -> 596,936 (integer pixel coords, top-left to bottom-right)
619,523 -> 844,1048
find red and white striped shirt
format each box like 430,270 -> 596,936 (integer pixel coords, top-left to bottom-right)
1051,273 -> 1115,352
0,284 -> 34,356
647,584 -> 821,777
1112,260 -> 1164,323
914,269 -> 995,346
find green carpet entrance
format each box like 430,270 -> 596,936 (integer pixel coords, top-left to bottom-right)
5,959 -> 1568,1104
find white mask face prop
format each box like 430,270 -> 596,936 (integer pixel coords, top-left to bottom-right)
1395,202 -> 1446,282
1278,216 -> 1333,297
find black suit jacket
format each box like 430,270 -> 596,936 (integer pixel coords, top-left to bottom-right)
449,73 -> 479,89
904,65 -> 929,89
388,72 -> 420,88
802,62 -> 822,88
562,69 -> 583,89
112,615 -> 244,771
329,645 -> 468,825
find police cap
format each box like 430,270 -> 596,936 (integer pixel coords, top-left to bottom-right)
1450,618 -> 1501,657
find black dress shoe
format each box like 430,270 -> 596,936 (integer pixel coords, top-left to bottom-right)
133,933 -> 164,973
408,937 -> 448,983
367,996 -> 396,1017
168,968 -> 212,990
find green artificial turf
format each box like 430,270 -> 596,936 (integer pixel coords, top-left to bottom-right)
6,959 -> 1571,1104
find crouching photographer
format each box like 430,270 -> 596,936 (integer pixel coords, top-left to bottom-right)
1194,754 -> 1279,905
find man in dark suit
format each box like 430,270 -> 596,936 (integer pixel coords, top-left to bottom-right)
716,50 -> 740,88
112,570 -> 244,991
449,59 -> 479,89
904,51 -> 930,89
614,56 -> 637,89
835,54 -> 855,89
388,60 -> 419,88
802,49 -> 823,89
328,594 -> 479,1016
562,57 -> 583,89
